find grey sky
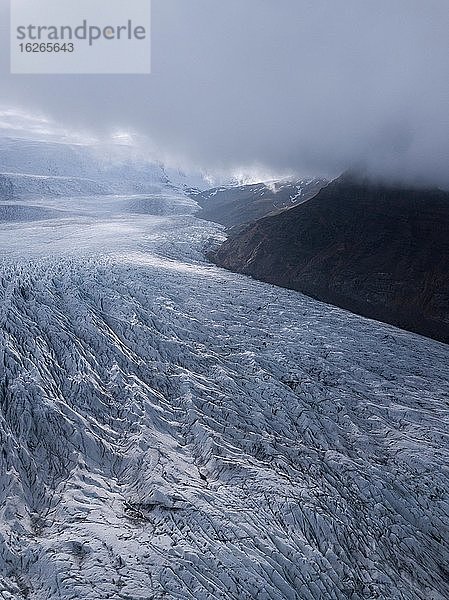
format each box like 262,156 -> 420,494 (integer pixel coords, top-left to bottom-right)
1,0 -> 449,185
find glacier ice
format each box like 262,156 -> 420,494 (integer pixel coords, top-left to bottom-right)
0,185 -> 448,598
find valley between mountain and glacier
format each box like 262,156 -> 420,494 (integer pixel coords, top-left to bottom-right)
1,188 -> 449,600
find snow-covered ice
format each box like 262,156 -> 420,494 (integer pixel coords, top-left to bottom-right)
0,187 -> 449,600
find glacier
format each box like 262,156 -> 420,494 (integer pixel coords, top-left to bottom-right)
0,127 -> 210,199
0,126 -> 448,599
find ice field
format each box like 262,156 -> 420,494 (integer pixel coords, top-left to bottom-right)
0,187 -> 448,599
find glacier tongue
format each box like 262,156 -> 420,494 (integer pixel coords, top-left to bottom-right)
0,190 -> 449,600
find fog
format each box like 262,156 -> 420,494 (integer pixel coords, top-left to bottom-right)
1,0 -> 449,185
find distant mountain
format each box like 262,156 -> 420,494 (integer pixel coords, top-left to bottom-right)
192,178 -> 327,229
1,136 -> 163,187
0,135 -> 210,199
0,172 -> 107,199
212,174 -> 449,343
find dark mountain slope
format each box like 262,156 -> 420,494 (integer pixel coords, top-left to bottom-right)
192,178 -> 326,229
212,175 -> 449,343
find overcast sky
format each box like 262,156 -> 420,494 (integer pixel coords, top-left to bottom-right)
1,0 -> 449,185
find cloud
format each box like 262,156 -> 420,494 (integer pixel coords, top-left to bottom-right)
1,0 -> 449,186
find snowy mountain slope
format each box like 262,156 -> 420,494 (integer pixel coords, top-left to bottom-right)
0,136 -> 102,178
0,173 -> 107,199
0,109 -> 214,198
192,178 -> 327,229
0,136 -> 168,197
0,134 -> 211,200
0,204 -> 66,223
0,191 -> 448,599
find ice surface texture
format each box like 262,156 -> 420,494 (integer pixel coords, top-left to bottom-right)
0,189 -> 448,600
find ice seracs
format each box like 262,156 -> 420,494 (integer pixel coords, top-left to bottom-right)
0,133 -> 448,599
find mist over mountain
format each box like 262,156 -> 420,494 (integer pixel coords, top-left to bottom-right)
1,1 -> 449,186
192,178 -> 327,229
1,2 -> 449,599
0,130 -> 449,599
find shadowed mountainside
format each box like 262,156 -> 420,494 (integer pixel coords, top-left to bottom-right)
212,174 -> 449,343
192,178 -> 327,229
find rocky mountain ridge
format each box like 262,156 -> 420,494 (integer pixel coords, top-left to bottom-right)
212,174 -> 449,343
